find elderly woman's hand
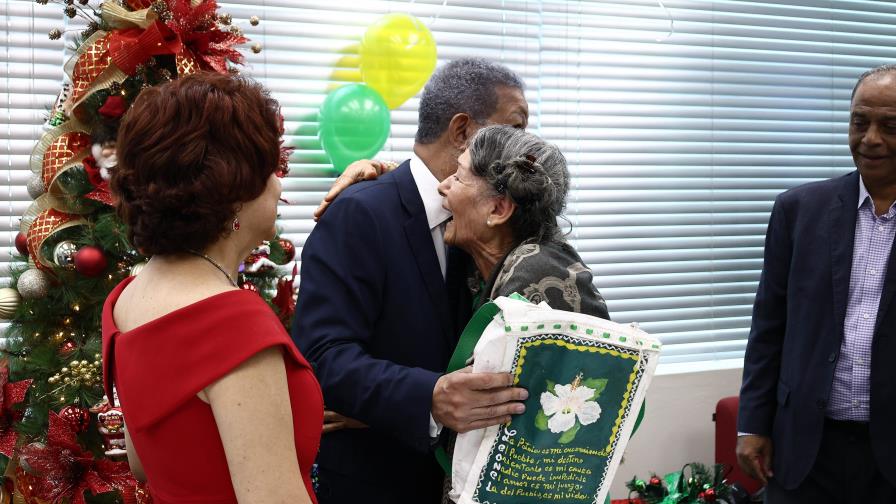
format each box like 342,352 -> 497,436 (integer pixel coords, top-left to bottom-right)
313,160 -> 398,221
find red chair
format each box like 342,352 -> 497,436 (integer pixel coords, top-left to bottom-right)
714,396 -> 762,495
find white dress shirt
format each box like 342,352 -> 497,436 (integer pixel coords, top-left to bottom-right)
409,153 -> 452,437
409,153 -> 452,278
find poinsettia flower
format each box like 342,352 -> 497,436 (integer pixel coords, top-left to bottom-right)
0,360 -> 31,457
19,413 -> 134,504
540,379 -> 601,434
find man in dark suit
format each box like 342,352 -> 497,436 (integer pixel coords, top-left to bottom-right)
293,58 -> 531,504
737,64 -> 896,503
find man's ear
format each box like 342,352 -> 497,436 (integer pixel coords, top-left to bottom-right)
447,113 -> 473,149
488,195 -> 516,227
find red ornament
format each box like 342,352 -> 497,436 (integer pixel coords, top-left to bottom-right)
278,238 -> 296,263
240,280 -> 258,293
649,476 -> 662,487
58,405 -> 90,433
97,95 -> 127,119
60,339 -> 77,355
73,246 -> 107,277
14,232 -> 28,256
702,488 -> 717,502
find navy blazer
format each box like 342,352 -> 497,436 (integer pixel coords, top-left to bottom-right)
293,161 -> 471,502
738,170 -> 896,489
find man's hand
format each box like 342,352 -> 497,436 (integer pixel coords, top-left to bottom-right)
432,367 -> 528,434
313,160 -> 396,221
736,434 -> 774,484
322,409 -> 368,434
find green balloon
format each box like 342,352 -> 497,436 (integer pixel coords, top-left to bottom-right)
318,84 -> 391,173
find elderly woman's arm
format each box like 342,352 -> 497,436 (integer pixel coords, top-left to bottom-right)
205,347 -> 313,504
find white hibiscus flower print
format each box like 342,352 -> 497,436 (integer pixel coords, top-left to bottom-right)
539,374 -> 602,434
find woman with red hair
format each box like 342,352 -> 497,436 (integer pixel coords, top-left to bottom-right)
103,72 -> 321,503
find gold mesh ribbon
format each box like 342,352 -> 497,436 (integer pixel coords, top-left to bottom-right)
29,119 -> 88,175
25,208 -> 87,269
102,2 -> 157,30
63,3 -> 158,114
38,131 -> 91,190
176,49 -> 200,77
66,32 -> 115,112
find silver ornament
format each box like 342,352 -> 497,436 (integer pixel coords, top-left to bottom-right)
129,261 -> 147,276
53,240 -> 78,270
27,175 -> 45,200
17,268 -> 51,300
0,287 -> 21,319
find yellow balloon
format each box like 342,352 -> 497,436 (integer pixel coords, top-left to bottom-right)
360,13 -> 437,109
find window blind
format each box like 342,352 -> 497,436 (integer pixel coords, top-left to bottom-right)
4,0 -> 896,364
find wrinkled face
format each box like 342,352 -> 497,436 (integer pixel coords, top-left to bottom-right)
240,172 -> 282,241
849,74 -> 896,192
438,149 -> 495,249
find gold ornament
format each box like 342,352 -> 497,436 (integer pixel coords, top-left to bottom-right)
251,43 -> 262,54
229,25 -> 242,36
48,28 -> 63,40
0,287 -> 21,319
71,303 -> 80,312
218,12 -> 232,25
249,15 -> 260,26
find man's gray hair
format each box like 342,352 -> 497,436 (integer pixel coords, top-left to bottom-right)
468,125 -> 569,243
852,63 -> 896,100
416,58 -> 525,144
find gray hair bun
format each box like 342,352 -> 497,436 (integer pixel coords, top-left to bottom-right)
469,125 -> 570,242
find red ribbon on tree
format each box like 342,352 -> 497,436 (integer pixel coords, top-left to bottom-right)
107,21 -> 183,75
18,413 -> 135,504
0,360 -> 32,457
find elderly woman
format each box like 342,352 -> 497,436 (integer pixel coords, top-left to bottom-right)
438,125 -> 609,318
104,73 -> 321,503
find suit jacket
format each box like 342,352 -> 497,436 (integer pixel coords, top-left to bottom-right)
738,170 -> 896,489
293,161 -> 471,503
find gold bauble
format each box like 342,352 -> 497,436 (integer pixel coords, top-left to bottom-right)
0,287 -> 21,320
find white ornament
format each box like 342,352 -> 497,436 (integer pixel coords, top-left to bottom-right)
17,268 -> 51,300
0,287 -> 21,319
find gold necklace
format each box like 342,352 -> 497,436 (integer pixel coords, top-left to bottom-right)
186,249 -> 239,288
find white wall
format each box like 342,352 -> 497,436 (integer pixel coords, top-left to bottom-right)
609,366 -> 744,499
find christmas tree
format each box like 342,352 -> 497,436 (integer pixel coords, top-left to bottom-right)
0,1 -> 296,502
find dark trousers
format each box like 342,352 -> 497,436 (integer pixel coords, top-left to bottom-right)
315,464 -> 443,504
766,419 -> 896,504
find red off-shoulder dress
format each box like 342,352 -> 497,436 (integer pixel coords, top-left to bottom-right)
102,277 -> 322,503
